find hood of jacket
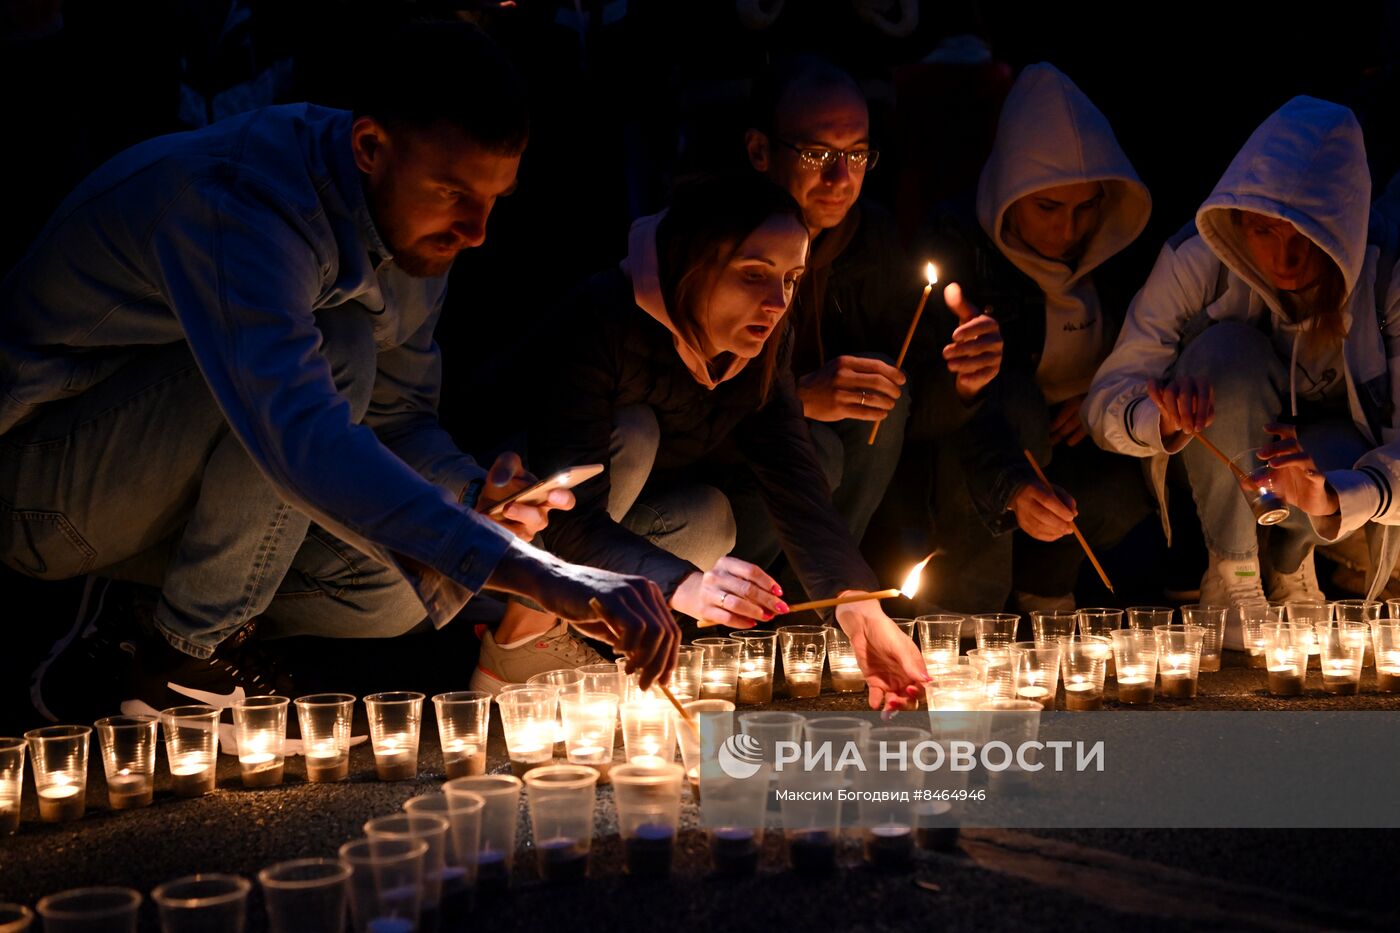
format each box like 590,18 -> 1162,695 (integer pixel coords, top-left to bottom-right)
976,63 -> 1151,293
620,210 -> 748,390
1196,95 -> 1371,318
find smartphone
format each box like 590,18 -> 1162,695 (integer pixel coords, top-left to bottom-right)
486,464 -> 605,518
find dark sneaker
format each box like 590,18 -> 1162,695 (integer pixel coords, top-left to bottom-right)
30,577 -> 150,722
122,620 -> 293,718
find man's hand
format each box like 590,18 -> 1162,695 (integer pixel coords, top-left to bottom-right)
1146,377 -> 1213,448
1048,393 -> 1089,447
540,565 -> 679,691
671,557 -> 788,628
798,355 -> 904,422
1009,479 -> 1077,541
475,452 -> 574,542
1255,422 -> 1339,517
834,600 -> 929,715
942,282 -> 1003,402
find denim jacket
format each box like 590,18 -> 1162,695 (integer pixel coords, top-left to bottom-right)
0,104 -> 514,624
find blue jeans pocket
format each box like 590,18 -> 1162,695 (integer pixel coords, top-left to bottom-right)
1,505 -> 97,579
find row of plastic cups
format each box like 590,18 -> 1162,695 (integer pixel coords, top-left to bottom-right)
1257,620 -> 1400,695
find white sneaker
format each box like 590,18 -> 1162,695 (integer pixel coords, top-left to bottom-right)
1199,554 -> 1266,650
1266,550 -> 1326,605
468,620 -> 607,695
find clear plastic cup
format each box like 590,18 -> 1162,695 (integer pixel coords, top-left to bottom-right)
1316,621 -> 1366,695
258,858 -> 351,933
160,705 -> 218,798
0,738 -> 23,835
967,647 -> 1014,700
0,903 -> 32,933
860,727 -> 928,870
232,695 -> 288,788
1009,642 -> 1061,709
777,625 -> 827,698
444,775 -> 522,896
925,658 -> 988,710
339,836 -> 426,933
1058,635 -> 1111,710
1126,606 -> 1173,631
364,692 -> 424,781
36,887 -> 141,933
1237,602 -> 1285,668
1263,622 -> 1311,696
620,694 -> 675,764
971,613 -> 1019,651
1181,604 -> 1227,672
738,711 -> 804,766
1110,629 -> 1158,704
1030,609 -> 1078,647
527,669 -> 583,745
404,792 -> 483,910
1286,601 -> 1328,666
611,659 -> 643,704
700,759 -> 771,876
778,768 -> 844,876
495,687 -> 555,778
1153,625 -> 1206,699
823,625 -> 865,693
664,646 -> 704,703
916,614 -> 963,671
678,700 -> 734,802
523,765 -> 599,883
611,762 -> 685,878
295,694 -> 354,783
150,874 -> 250,933
577,663 -> 621,698
1232,447 -> 1290,524
559,691 -> 617,776
974,698 -> 1044,793
1374,621 -> 1400,692
94,715 -> 157,810
731,630 -> 778,704
1332,599 -> 1381,667
693,637 -> 741,703
433,691 -> 490,779
890,618 -> 917,640
24,725 -> 89,822
365,813 -> 450,925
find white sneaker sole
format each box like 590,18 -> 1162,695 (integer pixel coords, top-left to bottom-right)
468,666 -> 511,696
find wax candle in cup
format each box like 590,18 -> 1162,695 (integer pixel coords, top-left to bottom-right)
95,715 -> 157,810
434,691 -> 491,779
233,695 -> 289,788
694,637 -> 741,703
1262,622 -> 1309,696
25,725 -> 90,822
778,625 -> 827,699
1375,622 -> 1400,692
0,737 -> 23,835
294,693 -> 354,783
1152,625 -> 1205,699
731,631 -> 777,705
824,625 -> 866,693
1315,621 -> 1366,696
365,692 -> 424,781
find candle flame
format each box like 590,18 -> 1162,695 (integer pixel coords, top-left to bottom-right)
899,553 -> 935,598
925,262 -> 938,286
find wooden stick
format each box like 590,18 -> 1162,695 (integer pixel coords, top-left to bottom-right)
868,282 -> 933,446
1190,433 -> 1252,482
588,598 -> 697,731
1021,449 -> 1114,594
695,588 -> 903,628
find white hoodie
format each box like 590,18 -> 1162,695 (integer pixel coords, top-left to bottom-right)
1084,96 -> 1400,595
977,63 -> 1151,404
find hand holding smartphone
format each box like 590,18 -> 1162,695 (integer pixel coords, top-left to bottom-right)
486,463 -> 604,518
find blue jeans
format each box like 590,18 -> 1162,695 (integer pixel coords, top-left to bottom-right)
729,352 -> 911,569
0,308 -> 426,656
1175,321 -> 1369,572
608,405 -> 736,574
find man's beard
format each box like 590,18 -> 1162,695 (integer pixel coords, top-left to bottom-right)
391,245 -> 457,278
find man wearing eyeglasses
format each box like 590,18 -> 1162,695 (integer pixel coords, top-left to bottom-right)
733,55 -> 1003,580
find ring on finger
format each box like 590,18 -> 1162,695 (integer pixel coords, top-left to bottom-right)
859,391 -> 867,407
717,592 -> 729,609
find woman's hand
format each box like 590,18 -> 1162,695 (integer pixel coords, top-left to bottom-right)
1146,376 -> 1214,447
1009,480 -> 1077,541
834,600 -> 929,715
797,356 -> 905,423
670,557 -> 789,628
942,283 -> 1003,402
1255,422 -> 1339,516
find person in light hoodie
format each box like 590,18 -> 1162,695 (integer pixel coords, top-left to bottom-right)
927,63 -> 1153,612
1085,96 -> 1400,639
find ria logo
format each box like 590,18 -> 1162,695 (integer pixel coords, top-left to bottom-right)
717,733 -> 765,779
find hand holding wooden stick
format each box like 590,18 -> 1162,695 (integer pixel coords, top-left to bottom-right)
1021,449 -> 1114,594
588,598 -> 696,732
869,263 -> 937,446
1189,432 -> 1252,483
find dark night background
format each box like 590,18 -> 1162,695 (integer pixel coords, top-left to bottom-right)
2,0 -> 1398,734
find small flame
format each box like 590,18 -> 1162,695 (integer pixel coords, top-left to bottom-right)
899,552 -> 935,598
925,262 -> 938,286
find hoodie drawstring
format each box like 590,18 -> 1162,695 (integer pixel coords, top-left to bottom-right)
1289,329 -> 1300,418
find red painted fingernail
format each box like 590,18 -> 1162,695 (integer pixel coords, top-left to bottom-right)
763,612 -> 774,621
776,602 -> 790,614
771,585 -> 783,596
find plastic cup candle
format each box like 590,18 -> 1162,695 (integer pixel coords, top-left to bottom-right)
694,637 -> 741,702
732,630 -> 778,704
1316,621 -> 1366,695
560,692 -> 617,777
339,836 -> 426,933
445,775 -> 522,897
25,725 -> 90,822
678,700 -> 735,803
94,716 -> 157,810
824,625 -> 865,693
1181,604 -> 1227,673
700,758 -> 770,876
664,646 -> 704,703
861,727 -> 929,870
526,669 -> 584,746
1286,601 -> 1328,665
231,695 -> 289,788
1076,608 -> 1122,677
1262,622 -> 1310,696
972,613 -> 1020,652
1375,622 -> 1400,692
0,737 -> 23,835
926,658 -> 989,711
1153,625 -> 1205,699
151,873 -> 250,933
1110,630 -> 1157,704
365,813 -> 451,929
258,858 -> 351,933
621,693 -> 675,764
433,691 -> 490,779
497,688 -> 556,777
917,614 -> 963,671
1331,600 -> 1378,668
162,705 -> 219,797
1237,602 -> 1285,669
968,647 -> 1014,700
1010,642 -> 1060,710
739,711 -> 805,771
1233,446 -> 1290,524
1126,606 -> 1174,631
295,693 -> 354,783
1030,609 -> 1077,647
524,765 -> 599,884
612,762 -> 685,878
578,663 -> 621,699
778,769 -> 843,876
778,625 -> 827,698
36,887 -> 142,933
405,792 -> 484,919
364,692 -> 424,781
1059,635 -> 1111,710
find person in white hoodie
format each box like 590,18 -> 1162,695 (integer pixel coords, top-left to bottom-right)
927,63 -> 1153,612
1085,96 -> 1400,631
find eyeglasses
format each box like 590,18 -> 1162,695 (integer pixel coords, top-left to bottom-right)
774,139 -> 879,173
